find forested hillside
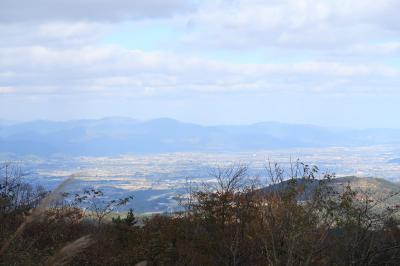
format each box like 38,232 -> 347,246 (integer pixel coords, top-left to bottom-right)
1,162 -> 400,265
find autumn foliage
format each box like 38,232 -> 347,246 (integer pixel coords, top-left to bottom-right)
1,162 -> 400,265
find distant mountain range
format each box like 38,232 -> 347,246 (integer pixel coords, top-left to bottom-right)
1,117 -> 400,156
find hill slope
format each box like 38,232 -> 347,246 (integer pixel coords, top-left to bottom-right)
262,176 -> 400,205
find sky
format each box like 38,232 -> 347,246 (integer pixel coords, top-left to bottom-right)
1,0 -> 400,128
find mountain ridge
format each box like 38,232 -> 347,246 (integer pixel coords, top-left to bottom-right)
2,118 -> 400,156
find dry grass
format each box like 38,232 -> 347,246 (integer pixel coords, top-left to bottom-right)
45,235 -> 93,266
0,175 -> 77,256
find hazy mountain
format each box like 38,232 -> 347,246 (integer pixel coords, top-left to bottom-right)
1,118 -> 400,156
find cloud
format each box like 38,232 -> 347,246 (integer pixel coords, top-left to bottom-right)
349,42 -> 400,55
0,86 -> 16,94
1,0 -> 400,126
180,0 -> 400,55
0,22 -> 110,48
3,0 -> 400,58
0,45 -> 399,97
0,0 -> 194,23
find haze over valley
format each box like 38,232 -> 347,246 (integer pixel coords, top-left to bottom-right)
3,118 -> 400,213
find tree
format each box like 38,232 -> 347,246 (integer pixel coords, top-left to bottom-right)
112,208 -> 138,227
74,188 -> 133,226
0,163 -> 47,215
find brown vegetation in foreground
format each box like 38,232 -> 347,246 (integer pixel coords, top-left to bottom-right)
1,162 -> 400,265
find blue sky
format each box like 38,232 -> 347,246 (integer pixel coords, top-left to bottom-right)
1,0 -> 400,128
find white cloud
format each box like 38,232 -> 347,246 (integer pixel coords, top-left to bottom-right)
0,86 -> 16,94
180,0 -> 400,55
0,45 -> 399,97
1,0 -> 400,121
0,22 -> 111,48
0,0 -> 194,22
349,42 -> 400,55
